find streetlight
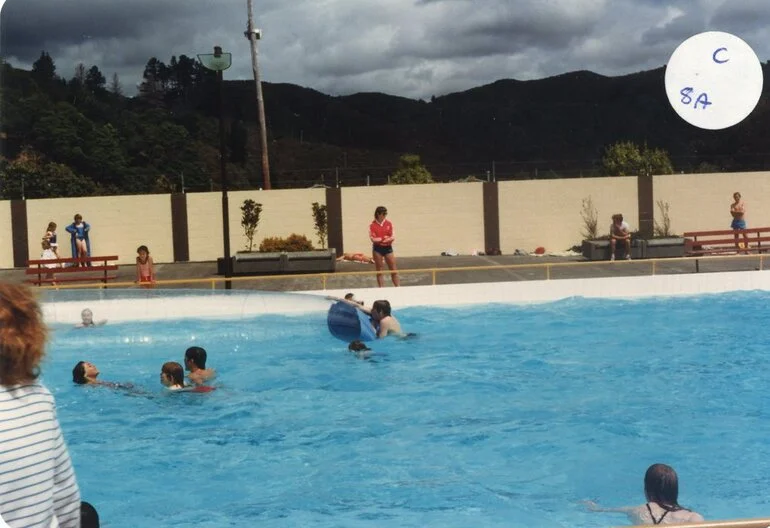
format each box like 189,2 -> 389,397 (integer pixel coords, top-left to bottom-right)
197,46 -> 233,289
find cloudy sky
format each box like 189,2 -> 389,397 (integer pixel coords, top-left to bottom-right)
1,0 -> 769,99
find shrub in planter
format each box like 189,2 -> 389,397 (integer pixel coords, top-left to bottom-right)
259,234 -> 314,252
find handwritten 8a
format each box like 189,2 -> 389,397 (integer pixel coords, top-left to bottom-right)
679,47 -> 729,110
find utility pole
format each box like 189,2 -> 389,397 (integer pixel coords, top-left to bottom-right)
245,0 -> 271,190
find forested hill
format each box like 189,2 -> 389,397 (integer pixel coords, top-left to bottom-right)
2,53 -> 770,199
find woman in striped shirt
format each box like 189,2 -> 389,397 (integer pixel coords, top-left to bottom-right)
0,283 -> 81,527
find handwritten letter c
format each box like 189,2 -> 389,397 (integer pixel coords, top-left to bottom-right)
713,47 -> 729,64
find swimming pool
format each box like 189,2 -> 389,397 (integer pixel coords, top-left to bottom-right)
44,289 -> 770,527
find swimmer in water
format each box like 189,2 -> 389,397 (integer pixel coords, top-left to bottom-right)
72,361 -> 133,389
348,340 -> 372,359
329,296 -> 405,338
74,308 -> 107,328
368,300 -> 405,338
344,292 -> 364,306
184,346 -> 216,385
160,361 -> 187,390
161,361 -> 215,393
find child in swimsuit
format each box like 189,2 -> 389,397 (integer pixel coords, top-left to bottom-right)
44,221 -> 60,259
161,361 -> 215,392
135,245 -> 156,288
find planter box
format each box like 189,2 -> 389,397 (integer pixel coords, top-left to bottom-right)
218,248 -> 336,275
285,249 -> 336,273
581,239 -> 645,261
645,238 -> 687,259
234,251 -> 287,274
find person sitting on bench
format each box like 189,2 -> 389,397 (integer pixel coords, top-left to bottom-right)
609,213 -> 632,261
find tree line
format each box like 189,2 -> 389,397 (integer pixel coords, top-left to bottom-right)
2,50 -> 719,199
0,52 -> 251,199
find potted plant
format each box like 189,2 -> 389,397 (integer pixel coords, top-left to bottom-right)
645,200 -> 687,258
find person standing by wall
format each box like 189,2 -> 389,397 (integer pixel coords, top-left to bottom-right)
730,191 -> 748,252
65,214 -> 91,266
0,283 -> 81,527
369,206 -> 400,287
43,221 -> 60,260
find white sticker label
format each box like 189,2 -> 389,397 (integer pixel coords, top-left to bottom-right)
665,31 -> 763,130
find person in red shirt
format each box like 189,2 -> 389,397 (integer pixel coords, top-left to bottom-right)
369,206 -> 400,287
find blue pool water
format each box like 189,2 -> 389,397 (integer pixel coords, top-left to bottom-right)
43,291 -> 770,527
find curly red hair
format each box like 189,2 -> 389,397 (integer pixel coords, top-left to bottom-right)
0,283 -> 47,386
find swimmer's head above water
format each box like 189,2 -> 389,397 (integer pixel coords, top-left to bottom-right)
348,340 -> 371,352
344,293 -> 364,306
72,361 -> 99,384
161,361 -> 185,389
184,346 -> 207,370
371,300 -> 392,319
81,309 -> 94,326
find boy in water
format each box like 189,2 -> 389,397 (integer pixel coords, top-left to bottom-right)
184,346 -> 216,385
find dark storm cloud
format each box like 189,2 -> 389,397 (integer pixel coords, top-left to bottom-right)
710,0 -> 770,36
1,0 -> 186,59
0,0 -> 769,99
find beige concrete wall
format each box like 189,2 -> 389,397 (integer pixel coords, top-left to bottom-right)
499,177 -> 639,253
25,195 -> 173,265
653,172 -> 770,234
187,189 -> 327,261
4,171 -> 770,269
0,202 -> 12,269
341,183 -> 485,257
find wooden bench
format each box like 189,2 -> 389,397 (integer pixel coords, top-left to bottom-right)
26,256 -> 119,286
683,228 -> 770,271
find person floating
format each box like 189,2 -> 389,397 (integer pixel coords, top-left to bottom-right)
72,361 -> 103,385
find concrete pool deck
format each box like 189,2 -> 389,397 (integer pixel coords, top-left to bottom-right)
10,252 -> 768,324
0,252 -> 766,292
